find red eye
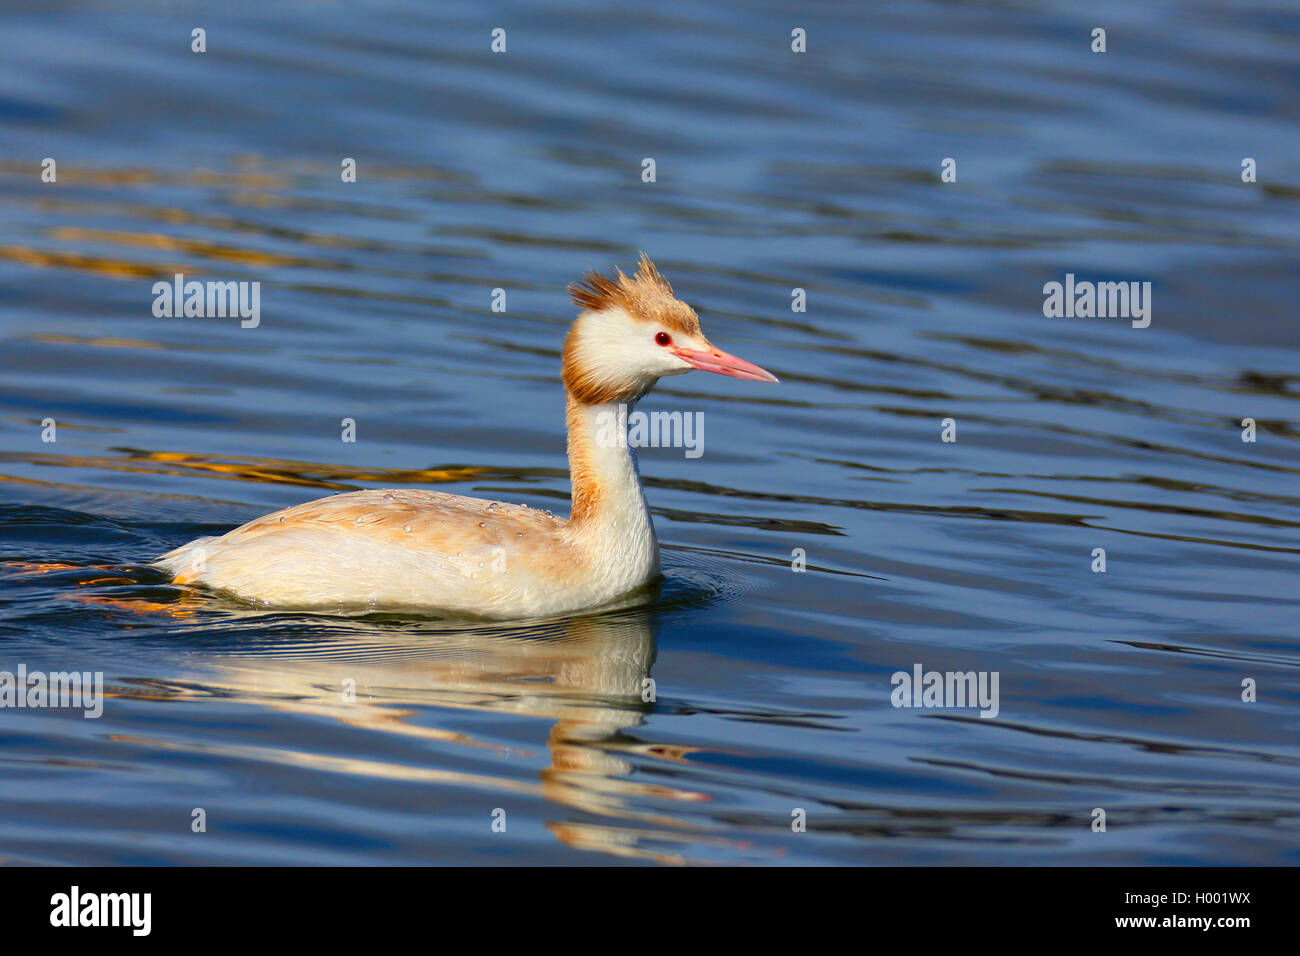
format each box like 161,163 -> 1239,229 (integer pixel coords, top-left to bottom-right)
655,331 -> 672,346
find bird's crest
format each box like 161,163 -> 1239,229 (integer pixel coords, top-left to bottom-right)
568,253 -> 700,335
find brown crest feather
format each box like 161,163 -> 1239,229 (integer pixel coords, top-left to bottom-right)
567,253 -> 700,336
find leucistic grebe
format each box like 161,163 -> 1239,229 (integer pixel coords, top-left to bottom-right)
156,255 -> 778,617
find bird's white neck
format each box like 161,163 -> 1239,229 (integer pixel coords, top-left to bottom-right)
565,393 -> 660,584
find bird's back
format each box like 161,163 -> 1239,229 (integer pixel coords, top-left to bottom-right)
155,488 -> 600,616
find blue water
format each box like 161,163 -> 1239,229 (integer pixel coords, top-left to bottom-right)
1,0 -> 1298,864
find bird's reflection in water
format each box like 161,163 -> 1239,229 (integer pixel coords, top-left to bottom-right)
163,599 -> 744,864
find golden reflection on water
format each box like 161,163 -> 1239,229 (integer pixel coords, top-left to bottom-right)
0,158 -> 472,286
1,448 -> 490,492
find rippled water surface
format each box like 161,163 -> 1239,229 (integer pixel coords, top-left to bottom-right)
2,1 -> 1299,865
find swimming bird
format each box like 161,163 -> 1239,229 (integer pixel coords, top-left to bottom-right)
155,255 -> 778,618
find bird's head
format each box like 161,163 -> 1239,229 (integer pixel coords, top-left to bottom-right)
562,253 -> 778,405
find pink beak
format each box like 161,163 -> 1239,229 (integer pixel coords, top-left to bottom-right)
672,345 -> 779,383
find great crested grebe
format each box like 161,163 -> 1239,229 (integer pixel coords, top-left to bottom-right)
156,255 -> 778,618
